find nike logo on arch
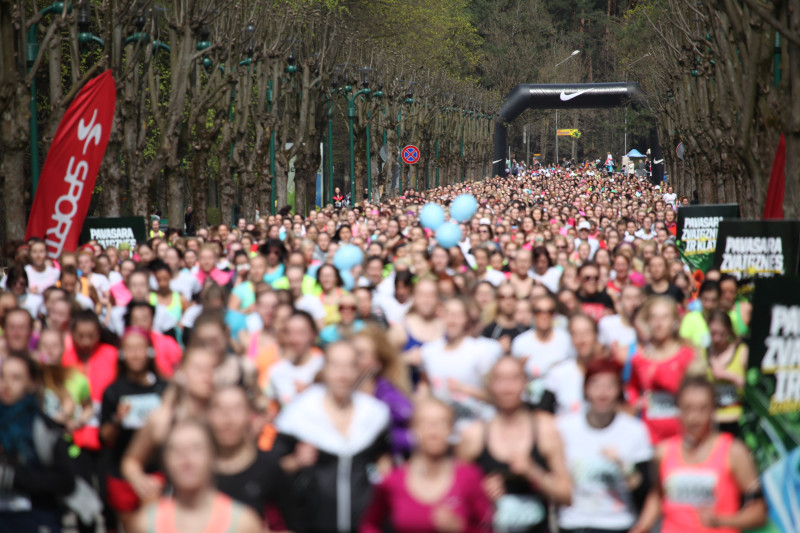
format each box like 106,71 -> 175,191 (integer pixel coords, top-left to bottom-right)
559,89 -> 591,101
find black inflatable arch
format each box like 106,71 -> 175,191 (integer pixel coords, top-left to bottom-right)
492,82 -> 663,181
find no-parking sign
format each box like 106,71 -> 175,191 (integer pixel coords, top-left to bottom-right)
402,145 -> 420,165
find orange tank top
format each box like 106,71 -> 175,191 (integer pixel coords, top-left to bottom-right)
146,493 -> 242,533
660,433 -> 740,533
247,332 -> 281,451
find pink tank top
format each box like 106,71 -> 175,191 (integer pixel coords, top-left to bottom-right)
660,433 -> 740,533
148,493 -> 241,533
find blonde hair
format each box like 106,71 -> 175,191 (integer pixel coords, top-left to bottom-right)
353,325 -> 412,395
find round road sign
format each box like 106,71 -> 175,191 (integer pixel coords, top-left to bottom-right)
402,145 -> 420,165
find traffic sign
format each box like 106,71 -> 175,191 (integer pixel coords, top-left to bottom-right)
402,145 -> 420,165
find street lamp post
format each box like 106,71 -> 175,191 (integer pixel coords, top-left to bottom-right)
26,2 -> 70,199
357,67 -> 379,203
27,2 -> 105,200
554,50 -> 580,165
396,82 -> 415,192
267,81 -> 276,214
342,67 -> 371,203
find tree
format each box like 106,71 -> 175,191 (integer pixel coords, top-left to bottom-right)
618,0 -> 798,216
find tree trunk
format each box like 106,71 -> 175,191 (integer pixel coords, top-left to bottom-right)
1,84 -> 31,243
275,157 -> 288,209
165,165 -> 184,230
99,139 -> 123,216
240,169 -> 259,222
191,148 -> 209,229
783,9 -> 800,218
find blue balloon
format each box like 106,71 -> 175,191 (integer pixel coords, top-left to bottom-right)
450,194 -> 478,222
333,244 -> 363,271
435,221 -> 462,249
340,270 -> 355,291
420,203 -> 445,230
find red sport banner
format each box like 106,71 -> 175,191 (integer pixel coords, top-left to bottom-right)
25,70 -> 116,258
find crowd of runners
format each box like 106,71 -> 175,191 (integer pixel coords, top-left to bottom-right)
0,158 -> 768,533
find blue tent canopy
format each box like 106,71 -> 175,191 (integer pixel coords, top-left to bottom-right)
626,149 -> 646,158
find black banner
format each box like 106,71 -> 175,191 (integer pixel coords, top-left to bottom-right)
743,277 -> 800,532
713,220 -> 800,296
80,216 -> 147,249
676,204 -> 740,272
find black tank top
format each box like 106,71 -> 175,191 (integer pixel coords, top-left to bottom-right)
475,419 -> 550,533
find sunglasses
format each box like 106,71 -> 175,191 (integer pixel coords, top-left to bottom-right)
533,308 -> 555,315
582,275 -> 599,281
497,294 -> 516,300
339,305 -> 356,311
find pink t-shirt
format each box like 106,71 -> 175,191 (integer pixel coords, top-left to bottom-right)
109,281 -> 132,307
360,462 -> 491,533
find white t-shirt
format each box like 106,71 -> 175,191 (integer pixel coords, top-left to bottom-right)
24,265 -> 60,293
19,294 -> 44,320
421,336 -> 502,423
663,192 -> 677,206
376,294 -> 413,325
573,237 -> 600,259
295,295 -> 326,323
544,360 -> 585,416
598,315 -> 637,350
245,313 -> 264,333
268,353 -> 325,407
557,411 -> 653,530
529,266 -> 562,293
107,270 -> 124,287
75,293 -> 95,311
479,269 -> 507,287
511,328 -> 575,378
171,270 -> 201,301
375,272 -> 396,298
634,228 -> 656,241
512,328 -> 575,405
88,272 -> 111,297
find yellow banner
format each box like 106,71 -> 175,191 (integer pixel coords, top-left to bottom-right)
556,129 -> 581,138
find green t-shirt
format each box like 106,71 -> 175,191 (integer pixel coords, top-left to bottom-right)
232,281 -> 256,311
65,370 -> 91,405
679,310 -> 710,349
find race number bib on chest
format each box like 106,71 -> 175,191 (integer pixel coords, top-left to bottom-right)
665,469 -> 718,507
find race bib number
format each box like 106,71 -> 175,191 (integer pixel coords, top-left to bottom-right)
647,391 -> 679,420
715,383 -> 739,408
665,469 -> 718,507
120,393 -> 162,429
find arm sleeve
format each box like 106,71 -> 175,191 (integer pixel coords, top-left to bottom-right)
631,459 -> 654,512
13,432 -> 76,497
358,477 -> 392,533
100,385 -> 119,427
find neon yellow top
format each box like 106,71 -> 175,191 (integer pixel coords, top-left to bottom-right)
704,342 -> 747,422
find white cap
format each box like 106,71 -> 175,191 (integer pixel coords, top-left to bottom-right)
479,217 -> 491,225
578,221 -> 592,231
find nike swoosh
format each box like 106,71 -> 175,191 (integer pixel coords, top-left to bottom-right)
560,89 -> 591,101
654,159 -> 664,164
